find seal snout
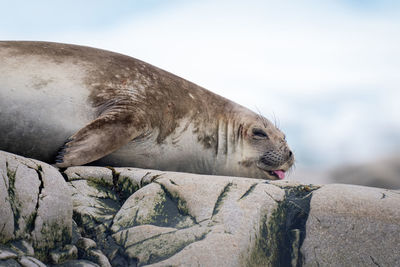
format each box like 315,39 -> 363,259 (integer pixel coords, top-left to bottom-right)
260,150 -> 291,167
257,149 -> 294,180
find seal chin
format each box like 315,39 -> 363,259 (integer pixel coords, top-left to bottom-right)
256,162 -> 287,180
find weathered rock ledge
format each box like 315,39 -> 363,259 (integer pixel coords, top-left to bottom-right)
0,150 -> 399,266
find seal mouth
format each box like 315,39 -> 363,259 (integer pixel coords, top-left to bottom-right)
256,162 -> 286,180
259,169 -> 286,180
268,170 -> 286,180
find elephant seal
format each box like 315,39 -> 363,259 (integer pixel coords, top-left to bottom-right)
0,41 -> 294,180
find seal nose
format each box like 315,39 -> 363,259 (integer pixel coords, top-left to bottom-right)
286,150 -> 294,161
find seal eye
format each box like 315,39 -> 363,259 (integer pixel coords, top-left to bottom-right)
252,128 -> 269,139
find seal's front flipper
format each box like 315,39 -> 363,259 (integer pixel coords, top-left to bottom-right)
55,112 -> 143,168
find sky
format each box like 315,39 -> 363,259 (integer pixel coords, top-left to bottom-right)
1,0 -> 399,169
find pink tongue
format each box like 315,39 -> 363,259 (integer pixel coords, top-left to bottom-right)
273,170 -> 285,180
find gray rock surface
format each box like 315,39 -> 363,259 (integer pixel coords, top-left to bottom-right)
111,172 -> 287,266
301,184 -> 400,266
0,150 -> 72,262
0,150 -> 399,266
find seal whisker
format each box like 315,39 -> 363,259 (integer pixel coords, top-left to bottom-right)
215,122 -> 219,156
225,120 -> 229,155
255,107 -> 269,128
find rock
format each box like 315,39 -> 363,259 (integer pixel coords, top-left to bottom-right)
18,256 -> 47,267
0,246 -> 18,260
68,178 -> 121,237
115,167 -> 165,201
0,258 -> 21,267
111,173 -> 289,266
0,150 -> 399,266
301,184 -> 400,266
86,249 -> 112,267
0,150 -> 73,261
9,240 -> 34,257
64,166 -> 114,185
112,225 -> 176,249
76,238 -> 97,251
0,153 -> 41,242
50,244 -> 78,264
75,238 -> 113,267
57,259 -> 101,267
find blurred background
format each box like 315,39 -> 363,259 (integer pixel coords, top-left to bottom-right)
1,0 -> 399,188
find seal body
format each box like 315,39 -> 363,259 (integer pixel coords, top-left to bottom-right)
0,41 -> 294,180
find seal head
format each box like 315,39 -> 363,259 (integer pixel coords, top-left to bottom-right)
227,113 -> 294,180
